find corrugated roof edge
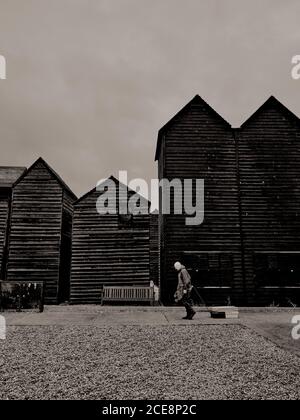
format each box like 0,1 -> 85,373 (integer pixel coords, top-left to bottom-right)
0,167 -> 27,188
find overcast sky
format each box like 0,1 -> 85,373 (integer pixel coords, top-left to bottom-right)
0,0 -> 299,200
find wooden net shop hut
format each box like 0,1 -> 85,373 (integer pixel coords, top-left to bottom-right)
70,176 -> 157,304
155,95 -> 244,305
6,158 -> 77,304
156,94 -> 300,306
238,96 -> 300,306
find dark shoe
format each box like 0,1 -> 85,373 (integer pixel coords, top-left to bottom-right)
187,311 -> 196,320
182,316 -> 189,320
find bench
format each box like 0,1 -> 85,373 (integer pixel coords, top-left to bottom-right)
101,286 -> 155,306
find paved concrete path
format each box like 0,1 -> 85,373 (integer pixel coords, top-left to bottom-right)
241,311 -> 300,358
3,306 -> 238,326
3,306 -> 300,357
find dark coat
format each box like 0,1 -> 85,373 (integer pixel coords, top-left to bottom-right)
174,266 -> 192,302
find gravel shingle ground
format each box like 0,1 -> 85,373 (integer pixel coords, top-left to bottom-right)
1,325 -> 300,400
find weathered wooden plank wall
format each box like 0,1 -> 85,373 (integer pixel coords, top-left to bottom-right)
156,96 -> 243,305
70,178 -> 152,304
0,167 -> 26,279
6,158 -> 76,304
0,191 -> 10,279
238,97 -> 300,305
58,190 -> 75,302
157,95 -> 300,306
150,212 -> 159,286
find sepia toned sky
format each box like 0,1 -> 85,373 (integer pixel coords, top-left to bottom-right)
0,0 -> 299,200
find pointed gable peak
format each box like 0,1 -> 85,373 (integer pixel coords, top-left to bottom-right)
108,175 -> 120,185
76,175 -> 150,206
241,96 -> 300,128
189,94 -> 203,104
14,157 -> 77,200
262,95 -> 290,109
159,94 -> 230,133
155,95 -> 230,161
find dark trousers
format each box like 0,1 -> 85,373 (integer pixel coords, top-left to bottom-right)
181,291 -> 195,316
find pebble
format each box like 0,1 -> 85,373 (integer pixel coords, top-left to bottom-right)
0,325 -> 300,400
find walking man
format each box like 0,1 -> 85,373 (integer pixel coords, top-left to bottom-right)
174,262 -> 196,320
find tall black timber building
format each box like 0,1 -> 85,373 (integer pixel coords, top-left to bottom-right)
156,95 -> 300,306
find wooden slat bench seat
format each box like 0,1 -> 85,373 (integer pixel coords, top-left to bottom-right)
101,285 -> 155,306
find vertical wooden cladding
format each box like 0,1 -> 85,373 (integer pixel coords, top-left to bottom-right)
238,97 -> 300,305
150,212 -> 159,286
6,158 -> 76,304
70,177 -> 153,304
156,96 -> 243,304
156,95 -> 300,306
0,167 -> 26,278
0,191 -> 9,278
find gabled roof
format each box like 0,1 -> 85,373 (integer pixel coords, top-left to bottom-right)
75,175 -> 117,205
13,157 -> 77,200
240,96 -> 300,129
0,167 -> 27,188
155,95 -> 231,161
75,175 -> 151,206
